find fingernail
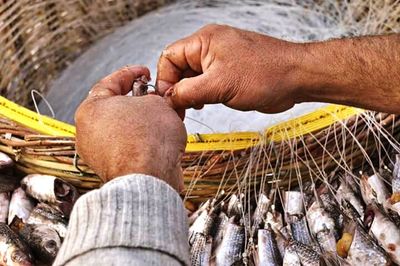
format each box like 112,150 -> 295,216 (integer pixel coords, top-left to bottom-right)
165,87 -> 175,97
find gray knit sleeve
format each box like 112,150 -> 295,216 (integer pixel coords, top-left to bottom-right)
53,174 -> 190,266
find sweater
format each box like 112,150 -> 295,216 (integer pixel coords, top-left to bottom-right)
53,174 -> 190,266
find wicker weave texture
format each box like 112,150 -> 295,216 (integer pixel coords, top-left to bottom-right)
0,0 -> 170,107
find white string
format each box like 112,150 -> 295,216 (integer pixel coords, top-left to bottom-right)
31,89 -> 55,118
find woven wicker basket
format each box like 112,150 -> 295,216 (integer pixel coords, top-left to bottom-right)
1,111 -> 398,205
0,0 -> 171,107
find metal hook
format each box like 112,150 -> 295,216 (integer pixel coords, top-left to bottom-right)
73,151 -> 85,176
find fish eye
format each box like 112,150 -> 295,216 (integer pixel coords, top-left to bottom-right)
45,240 -> 57,250
11,251 -> 24,262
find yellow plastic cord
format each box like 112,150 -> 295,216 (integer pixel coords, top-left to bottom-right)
0,95 -> 364,151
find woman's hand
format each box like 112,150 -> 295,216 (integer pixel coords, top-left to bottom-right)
75,66 -> 187,191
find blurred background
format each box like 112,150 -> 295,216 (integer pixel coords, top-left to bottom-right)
1,0 -> 398,133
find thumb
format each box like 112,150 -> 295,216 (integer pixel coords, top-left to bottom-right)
165,72 -> 221,110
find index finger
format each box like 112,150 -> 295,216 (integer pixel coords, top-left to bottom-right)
88,65 -> 150,99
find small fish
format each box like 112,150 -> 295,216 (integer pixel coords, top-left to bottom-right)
215,216 -> 245,266
210,211 -> 228,254
336,181 -> 365,217
189,199 -> 211,226
258,224 -> 283,266
190,234 -> 212,266
0,152 -> 13,170
346,223 -> 391,265
360,174 -> 390,206
0,192 -> 10,223
21,174 -> 79,217
227,194 -> 242,217
283,239 -> 320,266
0,222 -> 34,266
252,193 -> 271,232
189,206 -> 220,245
365,203 -> 400,264
265,207 -> 286,256
307,200 -> 336,253
8,188 -> 35,224
288,215 -> 314,247
284,191 -> 304,217
389,155 -> 400,206
0,174 -> 20,193
26,203 -> 68,238
11,217 -> 61,264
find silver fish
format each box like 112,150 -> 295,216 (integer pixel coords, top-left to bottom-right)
252,193 -> 271,232
284,191 -> 304,217
365,204 -> 400,264
189,206 -> 219,245
211,212 -> 228,254
346,223 -> 390,265
289,215 -> 314,247
392,154 -> 400,194
0,222 -> 34,266
336,181 -> 364,217
189,199 -> 211,226
265,207 -> 286,256
21,174 -> 79,217
0,192 -> 10,223
26,203 -> 68,238
360,174 -> 389,206
190,234 -> 212,266
8,188 -> 35,224
0,152 -> 13,170
215,216 -> 245,266
11,217 -> 61,263
283,239 -> 320,266
258,224 -> 283,266
307,200 -> 336,253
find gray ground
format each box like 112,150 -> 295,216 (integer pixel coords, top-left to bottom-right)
42,0 -> 351,133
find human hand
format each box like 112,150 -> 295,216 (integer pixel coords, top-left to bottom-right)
156,24 -> 303,115
75,66 -> 187,191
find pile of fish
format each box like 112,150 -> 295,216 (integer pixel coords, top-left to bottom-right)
188,154 -> 400,266
0,151 -> 79,265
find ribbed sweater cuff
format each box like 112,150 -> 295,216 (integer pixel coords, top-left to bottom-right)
54,174 -> 189,266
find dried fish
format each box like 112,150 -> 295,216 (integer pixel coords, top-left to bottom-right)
283,239 -> 320,266
258,224 -> 282,266
0,152 -> 13,170
252,193 -> 271,232
392,154 -> 400,190
0,222 -> 34,266
365,203 -> 400,264
215,216 -> 245,266
8,188 -> 35,224
26,203 -> 68,238
336,181 -> 364,217
190,234 -> 212,266
0,192 -> 10,223
307,200 -> 336,253
21,174 -> 79,217
11,217 -> 61,263
360,174 -> 390,206
346,224 -> 391,265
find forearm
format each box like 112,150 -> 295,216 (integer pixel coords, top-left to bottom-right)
291,34 -> 400,113
53,174 -> 189,266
